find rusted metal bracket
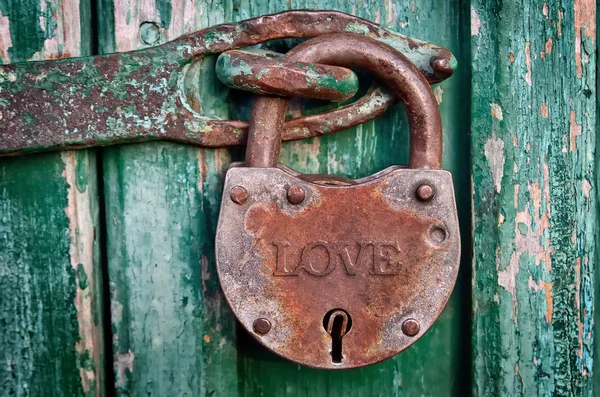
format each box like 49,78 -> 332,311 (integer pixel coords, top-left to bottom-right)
0,11 -> 456,156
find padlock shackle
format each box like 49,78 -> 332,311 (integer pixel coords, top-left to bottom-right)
246,33 -> 443,170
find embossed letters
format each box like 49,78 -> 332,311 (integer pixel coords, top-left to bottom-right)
272,241 -> 402,276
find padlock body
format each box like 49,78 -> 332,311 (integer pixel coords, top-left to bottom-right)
216,164 -> 460,369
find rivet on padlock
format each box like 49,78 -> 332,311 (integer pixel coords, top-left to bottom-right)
216,33 -> 460,369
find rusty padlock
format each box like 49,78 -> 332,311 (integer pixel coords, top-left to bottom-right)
216,33 -> 460,369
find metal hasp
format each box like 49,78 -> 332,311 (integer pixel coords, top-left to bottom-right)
216,34 -> 460,369
0,10 -> 456,156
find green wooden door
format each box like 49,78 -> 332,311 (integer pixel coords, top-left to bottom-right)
0,1 -> 596,396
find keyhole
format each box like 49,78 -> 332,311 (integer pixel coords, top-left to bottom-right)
323,309 -> 352,364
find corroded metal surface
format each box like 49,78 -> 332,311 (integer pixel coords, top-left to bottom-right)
216,49 -> 358,101
216,164 -> 461,369
246,34 -> 443,169
0,10 -> 455,156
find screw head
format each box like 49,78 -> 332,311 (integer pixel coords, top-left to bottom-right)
287,185 -> 305,205
139,21 -> 161,45
253,318 -> 271,335
230,186 -> 248,204
416,184 -> 435,202
401,318 -> 420,337
429,226 -> 447,245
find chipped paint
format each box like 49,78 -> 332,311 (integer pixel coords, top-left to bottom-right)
570,109 -> 582,151
114,350 -> 135,388
490,103 -> 503,120
0,0 -> 104,395
483,132 -> 505,193
524,41 -> 532,86
0,10 -> 12,62
540,102 -> 549,117
573,0 -> 595,77
62,151 -> 103,396
472,0 -> 596,395
471,6 -> 481,36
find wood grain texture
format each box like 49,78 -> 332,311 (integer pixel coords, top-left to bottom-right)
98,2 -> 238,395
0,1 -> 105,395
99,0 -> 470,396
470,0 -> 596,395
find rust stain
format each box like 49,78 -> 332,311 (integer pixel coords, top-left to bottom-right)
509,52 -> 515,63
243,181 -> 449,367
245,33 -> 444,170
203,335 -> 211,343
217,166 -> 460,369
0,10 -> 457,157
218,49 -> 359,101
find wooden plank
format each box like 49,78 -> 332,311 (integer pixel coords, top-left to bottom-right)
470,0 -> 596,395
97,2 -> 238,395
0,1 -> 105,396
99,0 -> 469,395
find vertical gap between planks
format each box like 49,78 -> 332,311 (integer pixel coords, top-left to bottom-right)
89,0 -> 116,394
95,148 -> 117,397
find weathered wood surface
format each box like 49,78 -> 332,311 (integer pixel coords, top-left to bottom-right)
470,0 -> 597,396
2,0 -> 597,396
0,0 -> 106,396
98,0 -> 469,395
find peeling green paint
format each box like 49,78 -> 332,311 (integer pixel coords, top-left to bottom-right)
0,155 -> 82,396
471,1 -> 596,396
0,0 -> 46,61
155,0 -> 171,28
0,1 -> 105,396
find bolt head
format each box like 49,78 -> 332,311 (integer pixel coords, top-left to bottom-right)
230,186 -> 248,204
287,185 -> 305,205
416,184 -> 435,202
401,318 -> 420,337
253,318 -> 271,335
139,21 -> 161,45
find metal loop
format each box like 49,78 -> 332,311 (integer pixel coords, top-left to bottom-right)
216,49 -> 359,101
246,33 -> 443,170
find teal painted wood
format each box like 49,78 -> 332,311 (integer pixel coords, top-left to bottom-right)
98,5 -> 239,396
0,1 -> 106,396
98,0 -> 470,396
470,0 -> 596,395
